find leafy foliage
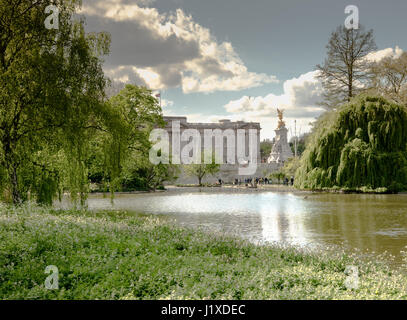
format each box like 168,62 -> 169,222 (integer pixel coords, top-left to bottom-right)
0,2 -> 174,205
260,140 -> 273,161
270,171 -> 286,184
282,157 -> 301,178
295,96 -> 407,192
289,134 -> 308,157
87,85 -> 177,192
0,0 -> 111,205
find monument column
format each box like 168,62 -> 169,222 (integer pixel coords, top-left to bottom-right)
267,109 -> 293,164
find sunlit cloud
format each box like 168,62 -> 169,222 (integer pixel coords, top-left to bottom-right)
81,0 -> 277,93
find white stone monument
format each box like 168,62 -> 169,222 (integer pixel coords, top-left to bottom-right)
267,109 -> 293,164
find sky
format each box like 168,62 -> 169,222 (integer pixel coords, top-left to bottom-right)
80,0 -> 407,140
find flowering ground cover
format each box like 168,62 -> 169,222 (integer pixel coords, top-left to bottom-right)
1,205 -> 407,300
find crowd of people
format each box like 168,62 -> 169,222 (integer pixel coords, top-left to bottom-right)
221,176 -> 295,186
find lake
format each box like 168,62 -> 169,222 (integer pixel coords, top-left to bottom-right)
84,189 -> 407,267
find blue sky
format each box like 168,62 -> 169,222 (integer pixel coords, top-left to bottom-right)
81,0 -> 407,139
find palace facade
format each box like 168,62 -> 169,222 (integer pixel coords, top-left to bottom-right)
162,116 -> 284,184
163,116 -> 261,165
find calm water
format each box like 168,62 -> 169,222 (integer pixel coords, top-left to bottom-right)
85,190 -> 407,266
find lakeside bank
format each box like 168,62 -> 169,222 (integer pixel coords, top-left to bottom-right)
1,205 -> 407,300
88,184 -> 310,196
89,184 -> 406,197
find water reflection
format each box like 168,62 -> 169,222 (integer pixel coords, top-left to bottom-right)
83,191 -> 407,266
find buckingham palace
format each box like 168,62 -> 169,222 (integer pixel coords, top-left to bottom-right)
161,116 -> 283,184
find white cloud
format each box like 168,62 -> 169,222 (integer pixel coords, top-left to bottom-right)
81,1 -> 277,93
220,47 -> 406,139
155,70 -> 321,138
365,46 -> 404,62
163,68 -> 322,138
220,70 -> 325,139
224,71 -> 324,118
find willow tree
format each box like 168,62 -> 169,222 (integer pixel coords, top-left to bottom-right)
0,0 -> 112,205
87,85 -> 179,192
295,96 -> 407,192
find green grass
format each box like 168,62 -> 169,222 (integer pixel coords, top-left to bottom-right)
1,204 -> 407,300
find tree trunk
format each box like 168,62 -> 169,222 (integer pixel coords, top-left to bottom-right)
3,139 -> 23,205
198,176 -> 202,186
8,163 -> 22,205
348,73 -> 353,102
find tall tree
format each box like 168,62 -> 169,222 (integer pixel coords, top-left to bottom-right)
0,0 -> 111,204
317,25 -> 377,108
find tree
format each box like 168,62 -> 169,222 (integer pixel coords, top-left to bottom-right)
317,25 -> 377,108
260,140 -> 273,161
103,85 -> 164,189
271,171 -> 285,184
0,0 -> 111,205
369,52 -> 407,105
282,157 -> 301,177
295,96 -> 407,192
88,85 -> 177,192
184,153 -> 220,186
123,159 -> 179,191
289,133 -> 308,157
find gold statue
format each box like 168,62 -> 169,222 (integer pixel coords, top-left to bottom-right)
277,108 -> 285,129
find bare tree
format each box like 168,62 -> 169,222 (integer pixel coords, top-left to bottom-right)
317,25 -> 377,108
369,52 -> 407,105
